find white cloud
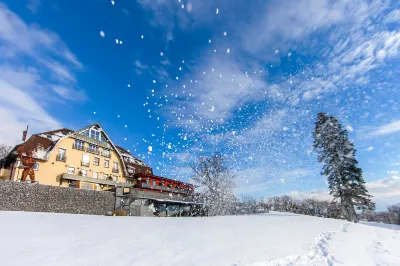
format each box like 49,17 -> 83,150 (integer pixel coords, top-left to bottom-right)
366,176 -> 400,199
368,120 -> 400,137
165,55 -> 267,127
0,3 -> 85,145
287,175 -> 400,211
242,0 -> 349,55
385,9 -> 400,23
387,170 -> 399,175
0,79 -> 61,145
0,3 -> 82,69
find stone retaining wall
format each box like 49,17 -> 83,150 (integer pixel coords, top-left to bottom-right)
0,180 -> 115,215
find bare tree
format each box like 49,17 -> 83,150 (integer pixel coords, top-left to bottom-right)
387,203 -> 400,225
192,154 -> 236,216
0,143 -> 13,160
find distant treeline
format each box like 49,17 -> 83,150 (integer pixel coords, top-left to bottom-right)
231,195 -> 400,225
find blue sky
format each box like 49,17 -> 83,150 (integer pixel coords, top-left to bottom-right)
1,0 -> 400,210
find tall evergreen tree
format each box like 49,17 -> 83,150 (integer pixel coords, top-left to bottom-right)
313,113 -> 375,221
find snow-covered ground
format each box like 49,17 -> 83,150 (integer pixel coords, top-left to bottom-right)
0,211 -> 399,266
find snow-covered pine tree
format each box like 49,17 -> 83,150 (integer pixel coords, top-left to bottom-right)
313,113 -> 375,221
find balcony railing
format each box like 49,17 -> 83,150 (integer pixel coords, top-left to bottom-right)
81,161 -> 90,167
56,155 -> 67,162
101,150 -> 111,158
86,147 -> 99,155
72,143 -> 85,151
112,168 -> 119,173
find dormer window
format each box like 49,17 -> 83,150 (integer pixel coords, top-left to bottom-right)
90,129 -> 100,140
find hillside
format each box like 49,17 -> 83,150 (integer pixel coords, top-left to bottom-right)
0,211 -> 399,266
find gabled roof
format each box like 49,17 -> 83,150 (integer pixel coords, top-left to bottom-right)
41,128 -> 74,135
115,145 -> 148,166
70,123 -> 129,176
7,135 -> 56,161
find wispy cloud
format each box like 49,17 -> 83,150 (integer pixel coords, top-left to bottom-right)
368,120 -> 400,137
26,0 -> 41,14
0,3 -> 85,144
163,54 -> 267,127
0,79 -> 61,144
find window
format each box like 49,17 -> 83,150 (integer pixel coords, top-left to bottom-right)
82,154 -> 90,166
80,169 -> 87,177
104,160 -> 109,168
67,167 -> 75,174
74,140 -> 84,150
101,149 -> 111,158
92,172 -> 98,179
103,173 -> 108,179
88,144 -> 99,154
112,162 -> 119,173
93,157 -> 100,166
33,163 -> 39,171
57,148 -> 66,162
90,129 -> 100,140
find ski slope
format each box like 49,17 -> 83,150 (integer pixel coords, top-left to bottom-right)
0,211 -> 399,266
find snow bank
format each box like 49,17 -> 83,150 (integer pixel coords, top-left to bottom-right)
0,211 -> 398,266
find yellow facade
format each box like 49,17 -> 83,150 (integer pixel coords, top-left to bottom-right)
12,136 -> 126,190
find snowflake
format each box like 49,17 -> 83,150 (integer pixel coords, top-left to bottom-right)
99,31 -> 105,37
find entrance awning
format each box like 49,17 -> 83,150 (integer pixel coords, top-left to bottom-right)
61,173 -> 134,187
131,188 -> 203,204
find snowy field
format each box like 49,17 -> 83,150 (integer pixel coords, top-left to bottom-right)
0,211 -> 399,266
